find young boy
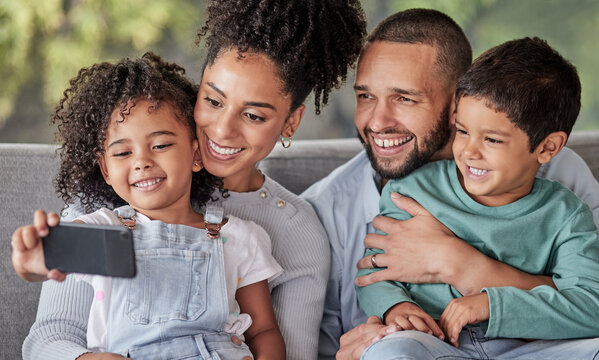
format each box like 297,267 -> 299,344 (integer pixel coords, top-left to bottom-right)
356,37 -> 599,359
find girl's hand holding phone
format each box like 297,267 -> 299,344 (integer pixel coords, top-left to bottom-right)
11,209 -> 66,282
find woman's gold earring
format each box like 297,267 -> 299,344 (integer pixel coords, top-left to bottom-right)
281,136 -> 292,149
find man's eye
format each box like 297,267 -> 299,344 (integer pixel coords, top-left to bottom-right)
399,96 -> 415,103
357,93 -> 372,100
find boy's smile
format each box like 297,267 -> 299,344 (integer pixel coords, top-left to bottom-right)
452,96 -> 542,207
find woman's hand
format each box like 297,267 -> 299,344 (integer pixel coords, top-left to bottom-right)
11,209 -> 66,282
336,316 -> 399,360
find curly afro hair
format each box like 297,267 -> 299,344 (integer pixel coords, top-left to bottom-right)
196,0 -> 367,115
52,52 -> 221,213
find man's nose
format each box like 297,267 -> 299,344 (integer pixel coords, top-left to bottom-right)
369,100 -> 398,133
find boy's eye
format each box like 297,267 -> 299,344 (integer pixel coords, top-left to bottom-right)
244,113 -> 265,122
485,137 -> 502,144
204,97 -> 222,108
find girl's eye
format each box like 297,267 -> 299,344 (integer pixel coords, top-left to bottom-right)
204,97 -> 222,108
153,144 -> 173,150
113,151 -> 131,157
244,113 -> 265,122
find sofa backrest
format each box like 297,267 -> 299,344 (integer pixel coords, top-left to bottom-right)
1,130 -> 598,358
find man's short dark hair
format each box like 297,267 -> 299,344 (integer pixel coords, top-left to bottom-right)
366,8 -> 472,88
456,37 -> 581,152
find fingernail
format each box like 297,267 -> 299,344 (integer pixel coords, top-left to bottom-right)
386,326 -> 396,333
39,229 -> 48,236
391,192 -> 402,199
371,335 -> 382,344
48,272 -> 57,280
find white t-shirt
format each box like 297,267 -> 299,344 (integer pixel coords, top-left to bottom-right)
73,207 -> 283,351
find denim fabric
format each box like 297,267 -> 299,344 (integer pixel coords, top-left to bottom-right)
105,206 -> 253,359
361,328 -> 599,360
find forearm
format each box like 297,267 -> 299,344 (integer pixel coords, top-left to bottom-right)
438,237 -> 554,296
246,328 -> 285,360
23,277 -> 93,360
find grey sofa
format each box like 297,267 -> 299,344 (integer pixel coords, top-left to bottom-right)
2,132 -> 599,359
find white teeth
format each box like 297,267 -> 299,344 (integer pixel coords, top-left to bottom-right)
469,166 -> 488,176
134,178 -> 163,187
374,136 -> 412,148
209,139 -> 242,155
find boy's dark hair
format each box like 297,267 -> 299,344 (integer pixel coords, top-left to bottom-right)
456,37 -> 581,151
366,8 -> 472,89
196,0 -> 367,115
52,52 -> 221,213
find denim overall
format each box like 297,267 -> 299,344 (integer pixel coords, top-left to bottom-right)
106,206 -> 254,359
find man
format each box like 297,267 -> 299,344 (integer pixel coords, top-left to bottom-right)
301,8 -> 599,360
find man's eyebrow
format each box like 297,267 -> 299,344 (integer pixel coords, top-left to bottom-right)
354,84 -> 369,91
389,87 -> 424,97
207,82 -> 226,98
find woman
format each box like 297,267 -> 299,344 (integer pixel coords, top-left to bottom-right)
193,1 -> 366,359
20,1 -> 366,359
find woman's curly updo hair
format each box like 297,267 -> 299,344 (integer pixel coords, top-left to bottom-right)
196,0 -> 367,115
52,52 -> 221,213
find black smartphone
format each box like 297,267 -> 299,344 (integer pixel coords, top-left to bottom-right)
42,222 -> 136,278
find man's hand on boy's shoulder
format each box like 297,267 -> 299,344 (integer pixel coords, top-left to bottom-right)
384,302 -> 445,340
439,292 -> 490,347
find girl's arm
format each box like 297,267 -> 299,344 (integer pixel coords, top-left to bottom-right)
236,280 -> 285,360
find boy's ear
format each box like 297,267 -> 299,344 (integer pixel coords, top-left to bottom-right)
96,153 -> 112,185
192,139 -> 203,172
449,94 -> 458,125
536,131 -> 568,164
281,104 -> 305,138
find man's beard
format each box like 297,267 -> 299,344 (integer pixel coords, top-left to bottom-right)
358,103 -> 451,180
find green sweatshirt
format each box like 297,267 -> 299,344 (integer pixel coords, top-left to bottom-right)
356,160 -> 599,339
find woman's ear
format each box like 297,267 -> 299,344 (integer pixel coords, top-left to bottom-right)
282,104 -> 305,138
96,153 -> 112,185
536,131 -> 568,164
192,140 -> 203,172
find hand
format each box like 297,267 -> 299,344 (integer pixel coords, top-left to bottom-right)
355,194 -> 463,286
439,292 -> 490,347
11,209 -> 66,282
336,316 -> 399,360
384,302 -> 444,340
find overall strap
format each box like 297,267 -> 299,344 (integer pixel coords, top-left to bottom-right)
113,206 -> 137,229
204,205 -> 228,239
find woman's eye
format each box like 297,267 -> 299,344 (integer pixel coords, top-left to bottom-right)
245,113 -> 265,122
204,97 -> 221,107
456,128 -> 468,135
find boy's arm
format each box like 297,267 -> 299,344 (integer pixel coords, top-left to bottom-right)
484,209 -> 599,339
236,280 -> 285,360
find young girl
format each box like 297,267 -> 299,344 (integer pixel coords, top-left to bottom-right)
12,53 -> 284,359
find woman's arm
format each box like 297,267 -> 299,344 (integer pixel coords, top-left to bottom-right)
355,194 -> 555,295
237,280 -> 285,360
